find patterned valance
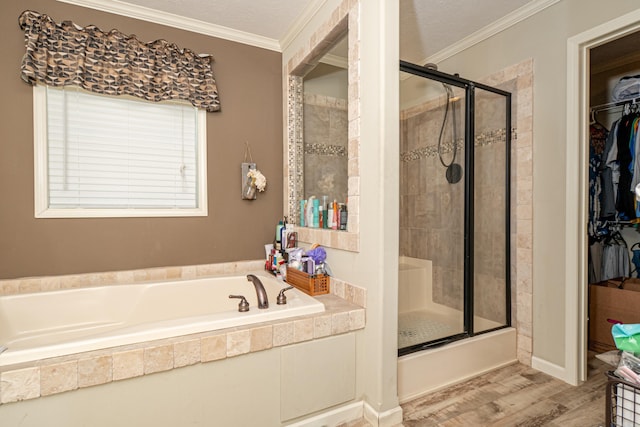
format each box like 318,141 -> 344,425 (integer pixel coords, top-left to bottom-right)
18,10 -> 220,112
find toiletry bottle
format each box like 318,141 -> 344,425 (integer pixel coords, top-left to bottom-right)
280,217 -> 289,251
327,202 -> 334,229
332,200 -> 339,230
306,196 -> 315,228
340,204 -> 348,230
322,196 -> 329,228
275,220 -> 283,250
300,200 -> 306,227
312,198 -> 319,228
319,205 -> 324,228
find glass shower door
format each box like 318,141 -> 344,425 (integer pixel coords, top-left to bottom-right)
398,61 -> 511,356
398,69 -> 467,352
473,87 -> 511,334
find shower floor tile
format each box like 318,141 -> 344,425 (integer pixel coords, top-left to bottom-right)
398,310 -> 462,348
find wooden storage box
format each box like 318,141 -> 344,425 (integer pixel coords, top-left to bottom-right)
286,267 -> 330,296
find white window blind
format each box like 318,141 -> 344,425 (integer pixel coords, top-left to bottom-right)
34,85 -> 207,218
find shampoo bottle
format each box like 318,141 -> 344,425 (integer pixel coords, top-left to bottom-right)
332,200 -> 339,230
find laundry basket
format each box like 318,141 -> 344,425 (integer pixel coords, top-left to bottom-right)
606,371 -> 640,426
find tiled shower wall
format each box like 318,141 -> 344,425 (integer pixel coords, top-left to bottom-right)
400,98 -> 512,322
400,96 -> 466,312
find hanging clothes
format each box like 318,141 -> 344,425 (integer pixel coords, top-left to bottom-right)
600,120 -> 619,220
600,232 -> 631,281
589,123 -> 607,238
589,240 -> 604,283
615,112 -> 638,220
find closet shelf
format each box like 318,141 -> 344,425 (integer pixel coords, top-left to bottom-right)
591,96 -> 640,113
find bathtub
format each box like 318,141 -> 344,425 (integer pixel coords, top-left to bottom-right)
0,272 -> 324,367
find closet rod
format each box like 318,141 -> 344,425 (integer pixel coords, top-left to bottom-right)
590,96 -> 640,113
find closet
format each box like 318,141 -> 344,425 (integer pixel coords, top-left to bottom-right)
587,31 -> 640,354
589,33 -> 640,284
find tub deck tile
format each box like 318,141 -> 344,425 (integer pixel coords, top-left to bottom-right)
201,334 -> 227,362
250,325 -> 273,352
0,366 -> 40,403
112,349 -> 144,381
144,344 -> 174,374
40,360 -> 77,396
273,321 -> 295,347
293,318 -> 314,343
227,330 -> 251,357
174,338 -> 201,368
78,355 -> 112,388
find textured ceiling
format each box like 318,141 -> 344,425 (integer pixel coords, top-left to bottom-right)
112,0 -> 536,62
399,0 -> 533,63
121,0 -> 312,40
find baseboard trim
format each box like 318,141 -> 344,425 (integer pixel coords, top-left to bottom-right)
531,356 -> 566,381
363,402 -> 403,427
285,401 -> 363,427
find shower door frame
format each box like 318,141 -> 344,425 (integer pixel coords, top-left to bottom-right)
399,60 -> 512,356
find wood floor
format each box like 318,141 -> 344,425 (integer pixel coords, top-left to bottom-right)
399,354 -> 610,426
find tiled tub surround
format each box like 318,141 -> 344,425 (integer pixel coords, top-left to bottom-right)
0,261 -> 366,405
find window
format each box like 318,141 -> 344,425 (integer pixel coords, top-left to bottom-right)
33,85 -> 207,218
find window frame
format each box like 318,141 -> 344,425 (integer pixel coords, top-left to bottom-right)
33,85 -> 208,218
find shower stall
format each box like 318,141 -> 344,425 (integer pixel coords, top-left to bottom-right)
398,61 -> 512,356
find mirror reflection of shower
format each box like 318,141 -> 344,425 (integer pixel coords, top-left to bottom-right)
425,63 -> 462,184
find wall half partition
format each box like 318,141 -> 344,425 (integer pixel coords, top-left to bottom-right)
398,61 -> 511,356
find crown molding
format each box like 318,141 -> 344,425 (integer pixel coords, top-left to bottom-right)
279,0 -> 328,52
421,0 -> 561,66
56,0 -> 281,52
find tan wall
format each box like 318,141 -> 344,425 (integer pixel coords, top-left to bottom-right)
433,0 -> 639,368
0,0 -> 283,279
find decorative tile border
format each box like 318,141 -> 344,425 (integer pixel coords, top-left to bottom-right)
0,263 -> 366,405
399,128 -> 518,162
305,143 -> 347,157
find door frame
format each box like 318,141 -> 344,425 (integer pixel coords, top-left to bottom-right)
565,9 -> 640,385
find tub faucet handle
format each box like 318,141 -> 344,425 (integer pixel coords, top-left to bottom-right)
229,295 -> 250,312
276,286 -> 295,305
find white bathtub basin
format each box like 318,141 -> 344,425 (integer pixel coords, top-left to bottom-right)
0,272 -> 324,366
